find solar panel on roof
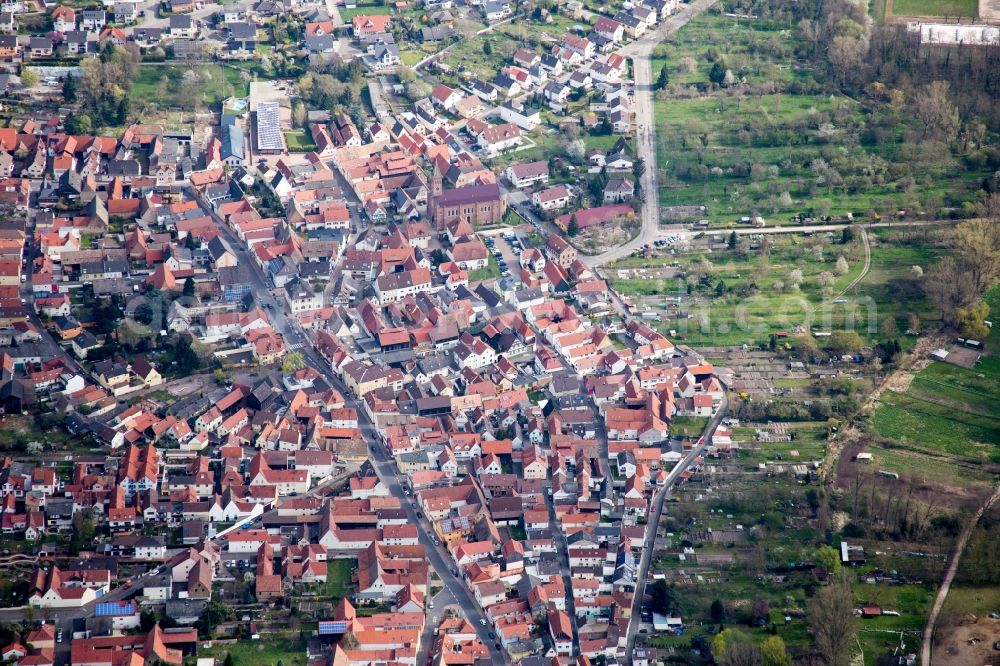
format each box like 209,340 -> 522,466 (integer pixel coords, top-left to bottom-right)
255,101 -> 285,152
96,601 -> 134,616
318,620 -> 348,635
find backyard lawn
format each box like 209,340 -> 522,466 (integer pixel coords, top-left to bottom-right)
323,558 -> 356,599
469,254 -> 501,282
670,416 -> 709,438
133,64 -> 249,110
199,638 -> 308,666
283,129 -> 317,153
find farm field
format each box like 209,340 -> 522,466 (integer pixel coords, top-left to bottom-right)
872,358 -> 1000,464
650,10 -> 993,225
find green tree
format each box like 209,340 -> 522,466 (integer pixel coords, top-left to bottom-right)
709,61 -> 727,84
825,330 -> 864,354
282,352 -> 306,374
69,511 -> 96,554
182,277 -> 195,297
712,629 -> 759,665
715,280 -> 726,296
19,66 -> 38,88
710,599 -> 727,624
813,545 -> 841,573
173,337 -> 200,375
64,113 -> 92,136
198,598 -> 233,636
956,301 -> 990,339
761,636 -> 791,666
140,609 -> 158,632
567,215 -> 579,237
483,39 -> 493,56
62,75 -> 77,102
728,231 -> 737,249
656,64 -> 669,89
649,579 -> 676,615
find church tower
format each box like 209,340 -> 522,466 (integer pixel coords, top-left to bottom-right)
429,160 -> 443,227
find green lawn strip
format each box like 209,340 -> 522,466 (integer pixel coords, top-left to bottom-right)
323,558 -> 356,599
891,0 -> 977,16
671,415 -> 709,438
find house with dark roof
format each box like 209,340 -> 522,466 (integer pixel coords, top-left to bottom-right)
220,115 -> 245,167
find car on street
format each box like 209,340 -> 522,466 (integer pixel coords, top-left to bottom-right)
479,619 -> 486,626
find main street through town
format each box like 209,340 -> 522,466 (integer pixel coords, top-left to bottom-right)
195,201 -> 511,665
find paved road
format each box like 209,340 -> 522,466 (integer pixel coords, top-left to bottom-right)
624,398 -> 727,664
415,587 -> 457,666
582,0 -> 722,269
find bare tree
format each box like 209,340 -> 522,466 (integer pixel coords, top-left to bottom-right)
951,194 -> 1000,295
914,81 -> 961,143
807,571 -> 857,666
924,256 -> 973,323
722,641 -> 763,666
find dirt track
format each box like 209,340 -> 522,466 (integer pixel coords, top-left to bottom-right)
921,486 -> 1000,665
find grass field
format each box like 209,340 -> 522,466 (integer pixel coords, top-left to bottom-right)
873,358 -> 1000,464
283,129 -> 317,153
609,227 -> 952,346
322,558 -> 356,599
651,11 -> 991,225
133,64 -> 249,110
671,415 -> 709,438
890,0 -> 978,16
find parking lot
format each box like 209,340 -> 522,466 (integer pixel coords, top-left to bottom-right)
484,232 -> 524,280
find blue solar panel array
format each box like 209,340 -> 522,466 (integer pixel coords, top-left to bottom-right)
96,601 -> 135,616
318,621 -> 348,635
